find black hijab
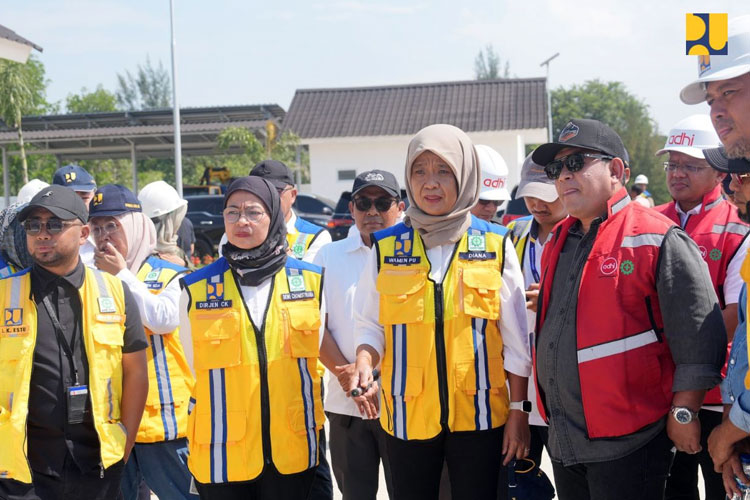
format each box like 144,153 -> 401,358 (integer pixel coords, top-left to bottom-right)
221,176 -> 288,286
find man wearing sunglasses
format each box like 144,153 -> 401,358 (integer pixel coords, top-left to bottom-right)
651,115 -> 749,500
0,185 -> 148,500
312,170 -> 402,500
530,118 -> 726,500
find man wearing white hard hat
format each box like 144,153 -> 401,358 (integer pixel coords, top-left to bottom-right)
654,115 -> 750,500
470,145 -> 511,223
16,179 -> 50,205
632,174 -> 654,207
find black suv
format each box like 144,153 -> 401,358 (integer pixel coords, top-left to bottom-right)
293,194 -> 335,227
185,195 -> 225,257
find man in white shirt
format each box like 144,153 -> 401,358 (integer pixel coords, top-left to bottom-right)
313,170 -> 403,500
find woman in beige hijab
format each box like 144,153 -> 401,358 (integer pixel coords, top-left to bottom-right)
350,124 -> 532,500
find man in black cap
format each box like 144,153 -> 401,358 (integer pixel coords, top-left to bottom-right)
0,185 -> 149,499
530,119 -> 726,500
313,170 -> 401,500
250,160 -> 332,263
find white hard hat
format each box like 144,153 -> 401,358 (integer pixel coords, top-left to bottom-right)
17,179 -> 49,204
655,114 -> 721,159
681,15 -> 750,104
475,145 -> 510,201
138,180 -> 187,218
634,174 -> 649,185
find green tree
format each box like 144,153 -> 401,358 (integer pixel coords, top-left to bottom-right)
474,45 -> 509,80
551,80 -> 668,203
116,57 -> 171,110
0,56 -> 50,184
66,85 -> 118,113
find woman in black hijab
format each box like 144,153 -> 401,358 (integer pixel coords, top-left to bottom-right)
179,177 -> 326,499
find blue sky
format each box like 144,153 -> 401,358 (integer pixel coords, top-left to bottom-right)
5,0 -> 747,134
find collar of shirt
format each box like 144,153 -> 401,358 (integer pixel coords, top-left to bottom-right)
31,259 -> 85,293
287,211 -> 297,234
340,225 -> 369,253
675,202 -> 702,217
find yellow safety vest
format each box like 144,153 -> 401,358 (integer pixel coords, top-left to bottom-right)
0,267 -> 128,483
287,216 -> 325,260
183,257 -> 324,484
373,218 -> 509,440
135,256 -> 195,443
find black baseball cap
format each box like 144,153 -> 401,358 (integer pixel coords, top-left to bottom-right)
703,146 -> 750,173
88,184 -> 142,219
18,185 -> 89,223
532,118 -> 628,166
351,170 -> 400,198
52,164 -> 97,192
249,160 -> 295,190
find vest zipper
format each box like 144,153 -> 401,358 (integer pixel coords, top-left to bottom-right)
232,273 -> 275,467
434,282 -> 449,427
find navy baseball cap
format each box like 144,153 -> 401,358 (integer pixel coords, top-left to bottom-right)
249,160 -> 295,190
18,185 -> 89,223
88,184 -> 142,219
52,164 -> 97,192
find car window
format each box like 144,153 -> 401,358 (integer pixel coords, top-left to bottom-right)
295,195 -> 332,214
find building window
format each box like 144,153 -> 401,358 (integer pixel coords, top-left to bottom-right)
338,169 -> 356,181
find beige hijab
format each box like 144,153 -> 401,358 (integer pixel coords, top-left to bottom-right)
404,124 -> 481,248
116,211 -> 157,273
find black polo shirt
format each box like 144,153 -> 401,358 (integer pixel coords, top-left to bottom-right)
27,260 -> 147,476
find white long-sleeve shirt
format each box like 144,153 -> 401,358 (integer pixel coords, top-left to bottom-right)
179,273 -> 326,374
116,267 -> 183,334
354,235 -> 531,378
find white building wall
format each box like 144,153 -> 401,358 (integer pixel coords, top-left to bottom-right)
306,128 -> 547,201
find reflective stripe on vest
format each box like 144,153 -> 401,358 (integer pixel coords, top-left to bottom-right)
577,329 -> 659,364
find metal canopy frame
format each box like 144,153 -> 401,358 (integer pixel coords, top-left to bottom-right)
0,104 -> 285,202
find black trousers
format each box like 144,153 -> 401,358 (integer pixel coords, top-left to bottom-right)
328,412 -> 393,500
551,429 -> 675,500
195,464 -> 316,500
665,409 -> 724,500
306,427 -> 333,500
384,426 -> 505,500
0,457 -> 124,500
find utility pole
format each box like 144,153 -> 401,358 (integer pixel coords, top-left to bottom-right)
169,0 -> 183,197
540,52 -> 560,142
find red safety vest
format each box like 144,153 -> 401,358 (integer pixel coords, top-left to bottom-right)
655,185 -> 748,404
535,188 -> 677,439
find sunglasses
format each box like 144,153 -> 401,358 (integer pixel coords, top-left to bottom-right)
544,153 -> 614,180
477,199 -> 502,207
23,218 -> 81,235
353,197 -> 397,212
731,173 -> 750,185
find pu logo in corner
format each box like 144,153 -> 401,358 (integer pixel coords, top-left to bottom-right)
686,13 -> 728,56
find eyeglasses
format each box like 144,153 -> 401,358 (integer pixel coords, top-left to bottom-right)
663,162 -> 709,174
544,153 -> 614,180
276,186 -> 293,195
23,218 -> 81,235
353,197 -> 397,212
731,173 -> 750,185
477,199 -> 502,207
90,221 -> 120,239
224,207 -> 266,224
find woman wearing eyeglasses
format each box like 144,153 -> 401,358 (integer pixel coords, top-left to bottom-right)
350,124 -> 531,500
178,176 -> 326,499
87,184 -> 197,500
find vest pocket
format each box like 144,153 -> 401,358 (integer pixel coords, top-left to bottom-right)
376,269 -> 427,324
284,303 -> 321,358
381,364 -> 424,401
288,398 -> 325,434
459,267 -> 501,320
92,324 -> 125,377
192,310 -> 242,370
193,409 -> 247,445
0,338 -> 26,408
454,359 -> 506,394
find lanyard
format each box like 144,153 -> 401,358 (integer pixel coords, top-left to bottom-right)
41,294 -> 81,386
528,237 -> 541,284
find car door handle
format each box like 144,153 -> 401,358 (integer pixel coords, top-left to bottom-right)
200,221 -> 213,225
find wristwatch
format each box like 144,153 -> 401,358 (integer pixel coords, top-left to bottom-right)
670,406 -> 699,424
509,400 -> 532,413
